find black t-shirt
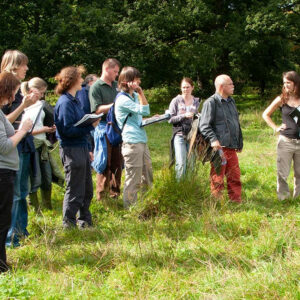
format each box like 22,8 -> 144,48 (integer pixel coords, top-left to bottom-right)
280,104 -> 300,139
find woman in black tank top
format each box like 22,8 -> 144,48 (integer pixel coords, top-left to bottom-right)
262,71 -> 300,200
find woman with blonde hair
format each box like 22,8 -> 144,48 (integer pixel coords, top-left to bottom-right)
263,71 -> 300,200
54,66 -> 99,229
1,50 -> 39,247
0,72 -> 33,272
21,77 -> 58,210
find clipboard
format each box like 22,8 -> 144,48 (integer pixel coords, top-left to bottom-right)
19,100 -> 45,133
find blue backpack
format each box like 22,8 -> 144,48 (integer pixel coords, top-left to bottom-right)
106,92 -> 131,146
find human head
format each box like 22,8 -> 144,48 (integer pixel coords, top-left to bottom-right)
214,74 -> 234,98
0,72 -> 21,106
55,66 -> 85,95
21,77 -> 48,99
1,50 -> 29,80
83,74 -> 98,86
281,71 -> 300,104
118,66 -> 141,93
102,58 -> 121,82
181,77 -> 194,96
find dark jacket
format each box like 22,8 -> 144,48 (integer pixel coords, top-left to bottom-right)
2,89 -> 35,153
199,93 -> 243,150
76,84 -> 91,114
54,92 -> 93,148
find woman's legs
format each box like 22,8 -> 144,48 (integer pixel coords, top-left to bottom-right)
122,143 -> 146,208
60,146 -> 93,228
277,136 -> 294,200
292,141 -> 300,198
174,135 -> 188,180
0,169 -> 15,271
6,152 -> 30,247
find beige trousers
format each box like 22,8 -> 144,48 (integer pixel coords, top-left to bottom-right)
277,135 -> 300,200
122,143 -> 153,208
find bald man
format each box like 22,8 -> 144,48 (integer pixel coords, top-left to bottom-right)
200,75 -> 243,203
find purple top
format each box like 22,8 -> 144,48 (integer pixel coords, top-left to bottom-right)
168,95 -> 200,135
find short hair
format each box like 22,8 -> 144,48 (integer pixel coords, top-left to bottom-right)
0,72 -> 21,106
83,74 -> 97,85
55,65 -> 85,95
1,50 -> 28,74
181,77 -> 194,87
21,77 -> 47,97
281,71 -> 300,104
214,74 -> 230,89
118,66 -> 141,93
102,58 -> 121,71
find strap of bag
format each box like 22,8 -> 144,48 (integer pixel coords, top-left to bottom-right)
115,91 -> 132,131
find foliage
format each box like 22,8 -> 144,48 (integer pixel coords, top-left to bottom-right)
0,0 -> 299,94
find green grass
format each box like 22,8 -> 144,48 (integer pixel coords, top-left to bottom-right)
2,96 -> 299,299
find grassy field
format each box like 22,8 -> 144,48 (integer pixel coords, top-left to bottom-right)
1,96 -> 299,299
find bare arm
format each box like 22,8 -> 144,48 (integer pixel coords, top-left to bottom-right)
128,82 -> 148,105
95,103 -> 113,114
10,119 -> 33,148
136,89 -> 148,105
6,90 -> 40,124
262,96 -> 285,132
32,125 -> 56,136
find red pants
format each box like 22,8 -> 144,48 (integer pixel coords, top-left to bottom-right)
210,148 -> 242,203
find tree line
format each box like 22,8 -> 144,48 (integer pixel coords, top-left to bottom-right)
1,0 -> 299,95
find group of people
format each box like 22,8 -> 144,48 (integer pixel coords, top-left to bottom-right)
0,48 -> 299,273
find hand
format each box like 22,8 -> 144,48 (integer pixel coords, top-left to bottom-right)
89,152 -> 94,162
92,119 -> 100,128
276,123 -> 286,132
185,112 -> 194,119
211,140 -> 221,150
43,125 -> 56,133
23,89 -> 40,107
20,118 -> 33,133
127,81 -> 142,93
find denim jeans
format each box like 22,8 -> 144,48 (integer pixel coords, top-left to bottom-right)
6,152 -> 30,247
174,134 -> 189,180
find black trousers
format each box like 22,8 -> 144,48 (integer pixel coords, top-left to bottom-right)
59,146 -> 93,227
0,169 -> 15,271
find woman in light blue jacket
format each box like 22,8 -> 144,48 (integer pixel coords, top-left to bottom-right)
115,66 -> 153,208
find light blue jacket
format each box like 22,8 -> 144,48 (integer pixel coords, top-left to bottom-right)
115,92 -> 150,144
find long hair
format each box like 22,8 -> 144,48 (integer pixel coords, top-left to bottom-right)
21,77 -> 47,97
280,71 -> 300,104
0,72 -> 21,106
1,50 -> 28,74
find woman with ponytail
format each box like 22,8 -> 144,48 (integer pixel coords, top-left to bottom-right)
21,78 -> 57,210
